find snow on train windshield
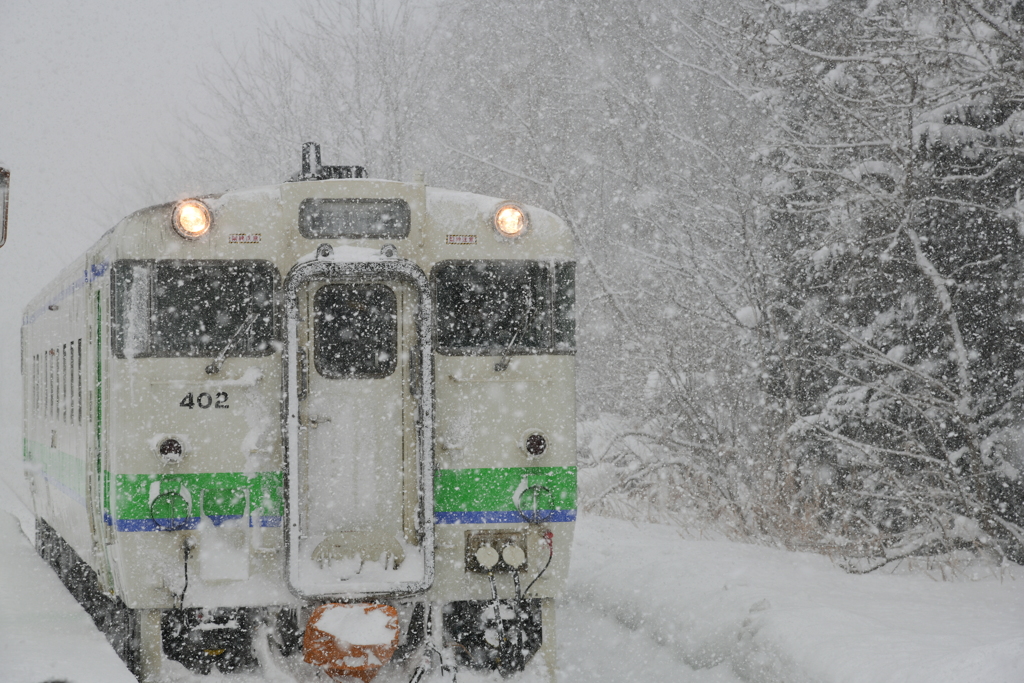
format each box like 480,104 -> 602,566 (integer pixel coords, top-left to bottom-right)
111,260 -> 278,359
433,260 -> 575,355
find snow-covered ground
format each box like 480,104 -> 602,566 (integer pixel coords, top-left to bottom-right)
2,479 -> 1022,683
566,517 -> 1024,683
0,482 -> 137,683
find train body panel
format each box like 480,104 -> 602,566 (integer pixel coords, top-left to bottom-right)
23,152 -> 575,680
24,243 -> 114,586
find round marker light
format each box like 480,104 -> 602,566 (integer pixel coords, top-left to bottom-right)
525,433 -> 547,457
157,438 -> 184,465
521,430 -> 548,458
494,203 -> 527,238
172,199 -> 212,239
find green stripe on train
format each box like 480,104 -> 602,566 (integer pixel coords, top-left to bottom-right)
115,471 -> 284,520
37,463 -> 576,520
433,466 -> 577,513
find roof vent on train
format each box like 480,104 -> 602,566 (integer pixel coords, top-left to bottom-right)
290,142 -> 367,182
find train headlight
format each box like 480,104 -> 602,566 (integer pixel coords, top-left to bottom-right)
494,203 -> 527,238
172,199 -> 212,239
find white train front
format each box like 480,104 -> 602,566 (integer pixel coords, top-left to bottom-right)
22,145 -> 576,681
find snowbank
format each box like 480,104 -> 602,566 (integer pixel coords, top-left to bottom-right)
566,515 -> 1024,683
0,507 -> 136,683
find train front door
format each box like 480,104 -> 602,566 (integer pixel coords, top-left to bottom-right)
285,259 -> 433,598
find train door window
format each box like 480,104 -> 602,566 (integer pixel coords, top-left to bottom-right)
313,284 -> 397,379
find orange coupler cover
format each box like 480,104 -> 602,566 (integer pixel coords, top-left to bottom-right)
303,603 -> 400,682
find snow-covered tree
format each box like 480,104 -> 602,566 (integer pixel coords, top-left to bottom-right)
750,0 -> 1024,564
426,0 -> 769,529
164,0 -> 439,193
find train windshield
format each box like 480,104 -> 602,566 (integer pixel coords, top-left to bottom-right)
433,260 -> 575,355
112,260 -> 278,359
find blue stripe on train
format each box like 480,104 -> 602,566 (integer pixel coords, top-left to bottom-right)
434,510 -> 576,524
108,515 -> 282,531
105,511 -> 576,529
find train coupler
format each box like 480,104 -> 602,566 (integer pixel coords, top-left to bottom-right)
303,602 -> 400,682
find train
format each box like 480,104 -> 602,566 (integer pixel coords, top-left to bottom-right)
21,143 -> 576,681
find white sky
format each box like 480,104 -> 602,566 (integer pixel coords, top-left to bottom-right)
0,0 -> 304,489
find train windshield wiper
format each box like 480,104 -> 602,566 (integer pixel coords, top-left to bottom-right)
494,288 -> 533,372
205,310 -> 259,375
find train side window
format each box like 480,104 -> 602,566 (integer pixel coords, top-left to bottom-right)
69,342 -> 74,424
63,343 -> 67,423
77,338 -> 82,425
48,350 -> 53,419
313,283 -> 397,379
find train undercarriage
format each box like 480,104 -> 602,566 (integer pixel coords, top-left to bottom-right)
35,517 -> 551,681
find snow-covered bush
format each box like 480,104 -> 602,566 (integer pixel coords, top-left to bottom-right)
747,0 -> 1024,565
